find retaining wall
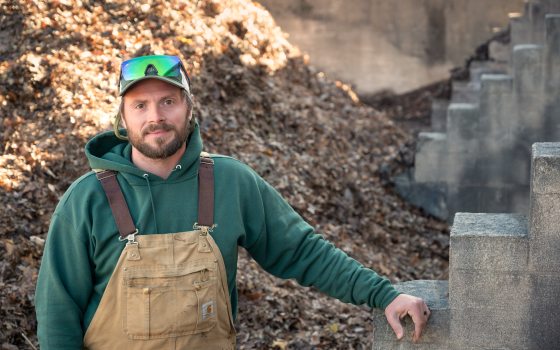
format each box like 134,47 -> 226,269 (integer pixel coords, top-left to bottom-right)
398,0 -> 560,220
373,142 -> 560,349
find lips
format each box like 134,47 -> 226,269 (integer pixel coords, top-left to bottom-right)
142,123 -> 174,136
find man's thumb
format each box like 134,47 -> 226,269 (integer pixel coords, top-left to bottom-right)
386,312 -> 404,340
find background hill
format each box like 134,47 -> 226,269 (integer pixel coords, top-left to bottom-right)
0,1 -> 448,348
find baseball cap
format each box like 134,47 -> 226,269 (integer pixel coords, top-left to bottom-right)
118,55 -> 191,96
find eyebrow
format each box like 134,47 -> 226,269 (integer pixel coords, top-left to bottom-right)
127,93 -> 181,106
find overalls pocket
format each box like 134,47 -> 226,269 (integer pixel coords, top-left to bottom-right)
122,261 -> 218,339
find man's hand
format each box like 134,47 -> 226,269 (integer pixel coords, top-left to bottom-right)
384,294 -> 430,342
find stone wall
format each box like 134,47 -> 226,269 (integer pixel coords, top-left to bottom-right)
398,1 -> 560,220
257,0 -> 524,94
373,142 -> 560,349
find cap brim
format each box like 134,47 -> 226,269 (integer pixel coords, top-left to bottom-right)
119,76 -> 187,96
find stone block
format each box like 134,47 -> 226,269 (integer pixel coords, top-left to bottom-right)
510,16 -> 531,48
450,214 -> 529,272
452,212 -> 528,237
530,142 -> 560,195
529,194 -> 560,271
449,270 -> 531,310
478,74 -> 514,136
446,103 -> 479,147
488,40 -> 510,63
414,132 -> 447,183
469,61 -> 507,84
450,81 -> 478,104
541,0 -> 560,13
526,2 -> 546,43
372,281 -> 450,349
450,306 -> 531,349
513,44 -> 545,94
474,144 -> 531,186
430,99 -> 448,132
528,273 -> 560,348
545,15 -> 560,91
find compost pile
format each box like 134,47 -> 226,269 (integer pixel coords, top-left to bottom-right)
0,1 -> 449,349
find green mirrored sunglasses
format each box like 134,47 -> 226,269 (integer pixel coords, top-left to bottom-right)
118,55 -> 191,96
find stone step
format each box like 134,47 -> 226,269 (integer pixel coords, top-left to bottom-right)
372,280 -> 449,349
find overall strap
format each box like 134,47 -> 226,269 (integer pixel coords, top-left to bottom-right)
95,153 -> 215,239
197,153 -> 215,228
95,170 -> 137,239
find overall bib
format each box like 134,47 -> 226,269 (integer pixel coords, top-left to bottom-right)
84,155 -> 236,349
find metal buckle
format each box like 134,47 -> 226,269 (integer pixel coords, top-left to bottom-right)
200,152 -> 214,165
118,229 -> 139,244
95,170 -> 116,181
193,223 -> 217,235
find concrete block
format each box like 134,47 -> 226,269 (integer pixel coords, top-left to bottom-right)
430,99 -> 448,132
450,306 -> 531,349
530,143 -> 560,195
529,194 -> 560,271
450,217 -> 529,272
513,44 -> 545,94
528,273 -> 560,349
446,103 -> 479,149
510,16 -> 531,48
372,281 -> 450,349
478,74 -> 514,136
475,144 -> 531,186
449,270 -> 531,310
469,61 -> 507,84
450,81 -> 478,104
541,0 -> 560,13
452,213 -> 528,238
526,2 -> 546,43
414,132 -> 447,183
545,15 -> 560,91
488,40 -> 511,63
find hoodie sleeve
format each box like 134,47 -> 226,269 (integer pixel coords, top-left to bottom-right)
35,211 -> 93,349
244,177 -> 400,310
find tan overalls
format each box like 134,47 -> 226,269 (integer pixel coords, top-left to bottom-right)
84,155 -> 236,349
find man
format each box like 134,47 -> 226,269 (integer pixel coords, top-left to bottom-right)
35,55 -> 430,349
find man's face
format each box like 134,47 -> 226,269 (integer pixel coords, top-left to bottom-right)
121,79 -> 191,159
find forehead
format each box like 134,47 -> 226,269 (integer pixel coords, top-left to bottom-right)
124,79 -> 182,99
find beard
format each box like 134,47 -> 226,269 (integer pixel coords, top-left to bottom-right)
127,118 -> 192,159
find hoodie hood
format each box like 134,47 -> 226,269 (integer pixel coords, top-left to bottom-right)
85,122 -> 204,184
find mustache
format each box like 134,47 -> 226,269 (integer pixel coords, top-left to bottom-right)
142,123 -> 174,136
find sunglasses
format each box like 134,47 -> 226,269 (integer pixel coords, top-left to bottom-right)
118,55 -> 191,96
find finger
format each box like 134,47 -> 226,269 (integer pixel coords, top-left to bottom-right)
409,305 -> 428,342
385,310 -> 405,340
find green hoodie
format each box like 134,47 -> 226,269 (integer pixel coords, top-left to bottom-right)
35,124 -> 399,349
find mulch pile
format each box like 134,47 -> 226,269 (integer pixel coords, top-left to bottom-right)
0,1 -> 449,349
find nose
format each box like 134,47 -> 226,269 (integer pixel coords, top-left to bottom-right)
146,103 -> 165,123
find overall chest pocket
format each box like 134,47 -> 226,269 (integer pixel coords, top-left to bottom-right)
122,261 -> 218,339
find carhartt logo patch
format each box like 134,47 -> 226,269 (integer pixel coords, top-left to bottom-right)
201,300 -> 215,321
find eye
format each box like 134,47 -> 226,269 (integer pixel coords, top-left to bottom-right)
135,103 -> 145,109
163,98 -> 175,106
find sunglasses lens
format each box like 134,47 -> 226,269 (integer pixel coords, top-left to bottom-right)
120,55 -> 181,81
118,55 -> 190,95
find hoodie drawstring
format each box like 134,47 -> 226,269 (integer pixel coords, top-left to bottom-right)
143,173 -> 159,233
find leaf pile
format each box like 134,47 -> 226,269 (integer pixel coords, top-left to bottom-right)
0,1 -> 449,348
